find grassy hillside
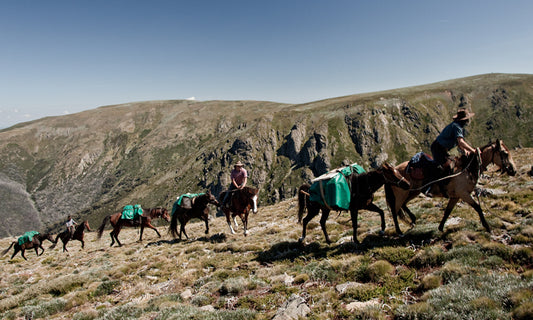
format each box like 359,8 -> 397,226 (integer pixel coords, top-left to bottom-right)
1,148 -> 532,320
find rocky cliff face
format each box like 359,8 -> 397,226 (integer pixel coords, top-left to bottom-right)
1,74 -> 532,237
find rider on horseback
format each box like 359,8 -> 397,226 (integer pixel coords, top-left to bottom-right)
222,161 -> 247,208
428,108 -> 477,195
65,215 -> 77,239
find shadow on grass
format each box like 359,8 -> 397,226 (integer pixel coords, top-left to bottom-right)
147,233 -> 228,247
256,227 -> 442,263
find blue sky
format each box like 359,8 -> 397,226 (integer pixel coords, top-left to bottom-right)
1,0 -> 532,128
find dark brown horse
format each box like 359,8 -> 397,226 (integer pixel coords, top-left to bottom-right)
298,162 -> 410,244
169,191 -> 220,240
220,187 -> 259,236
50,220 -> 92,252
97,207 -> 170,247
385,139 -> 517,235
2,233 -> 56,260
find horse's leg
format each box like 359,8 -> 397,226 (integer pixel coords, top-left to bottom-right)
38,243 -> 45,256
298,204 -> 319,243
463,194 -> 491,232
233,216 -> 239,228
204,217 -> 209,235
179,217 -> 189,240
63,239 -> 68,252
243,212 -> 249,236
139,225 -> 144,242
401,204 -> 417,225
224,209 -> 236,234
11,247 -> 20,260
80,239 -> 85,249
113,227 -> 123,247
21,249 -> 27,260
389,186 -> 410,236
364,203 -> 386,235
438,198 -> 460,232
319,208 -> 332,244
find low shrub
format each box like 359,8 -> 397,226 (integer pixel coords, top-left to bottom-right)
367,260 -> 395,282
370,246 -> 415,265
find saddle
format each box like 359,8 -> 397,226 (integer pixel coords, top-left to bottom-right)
406,152 -> 435,180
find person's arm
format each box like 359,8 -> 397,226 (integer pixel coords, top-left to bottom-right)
239,176 -> 247,189
457,137 -> 476,155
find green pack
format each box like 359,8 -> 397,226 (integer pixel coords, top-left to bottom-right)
122,204 -> 142,220
121,205 -> 134,220
309,163 -> 366,210
18,231 -> 40,246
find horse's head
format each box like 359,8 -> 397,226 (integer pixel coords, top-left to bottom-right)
494,140 -> 517,176
380,162 -> 410,190
160,208 -> 171,222
241,187 -> 259,214
44,233 -> 56,243
206,190 -> 220,207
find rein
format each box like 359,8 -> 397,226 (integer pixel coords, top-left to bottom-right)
411,150 -> 480,192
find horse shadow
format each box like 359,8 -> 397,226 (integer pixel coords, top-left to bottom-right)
255,227 -> 440,264
146,233 -> 228,247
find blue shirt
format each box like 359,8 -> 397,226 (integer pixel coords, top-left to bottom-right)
435,121 -> 465,150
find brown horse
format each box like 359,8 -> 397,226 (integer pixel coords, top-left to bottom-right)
2,233 -> 56,260
50,220 -> 92,252
385,139 -> 517,235
168,191 -> 220,240
219,187 -> 259,236
97,207 -> 170,247
298,162 -> 410,244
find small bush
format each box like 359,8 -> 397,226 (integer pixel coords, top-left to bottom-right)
21,298 -> 67,319
409,246 -> 445,268
219,277 -> 247,296
367,260 -> 395,282
513,301 -> 533,320
371,246 -> 415,265
92,280 -> 119,297
419,274 -> 442,291
512,247 -> 533,266
293,273 -> 309,284
341,283 -> 379,301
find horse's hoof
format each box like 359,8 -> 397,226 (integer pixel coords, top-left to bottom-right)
298,237 -> 304,243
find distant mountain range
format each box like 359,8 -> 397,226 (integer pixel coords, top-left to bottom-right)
1,73 -> 532,237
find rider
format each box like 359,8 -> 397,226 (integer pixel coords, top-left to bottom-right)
65,215 -> 77,239
428,108 -> 476,195
222,161 -> 248,208
431,108 -> 476,166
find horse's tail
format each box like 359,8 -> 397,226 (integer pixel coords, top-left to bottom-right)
97,216 -> 111,240
1,241 -> 15,256
169,207 -> 180,238
298,184 -> 310,224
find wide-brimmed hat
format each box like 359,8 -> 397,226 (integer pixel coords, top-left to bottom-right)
234,161 -> 244,167
453,108 -> 475,121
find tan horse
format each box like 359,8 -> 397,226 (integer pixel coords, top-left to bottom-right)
97,207 -> 170,247
385,139 -> 517,235
298,163 -> 410,244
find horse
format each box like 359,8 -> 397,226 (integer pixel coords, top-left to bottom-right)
168,190 -> 220,240
298,162 -> 410,244
2,233 -> 56,260
50,220 -> 92,252
219,186 -> 259,236
97,207 -> 170,247
385,139 -> 517,235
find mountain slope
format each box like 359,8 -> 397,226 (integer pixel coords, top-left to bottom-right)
0,73 -> 532,236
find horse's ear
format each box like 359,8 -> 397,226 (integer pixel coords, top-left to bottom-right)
496,139 -> 502,150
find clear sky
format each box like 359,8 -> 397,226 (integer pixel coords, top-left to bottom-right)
1,0 -> 532,128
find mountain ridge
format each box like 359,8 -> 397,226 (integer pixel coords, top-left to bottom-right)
0,73 -> 532,237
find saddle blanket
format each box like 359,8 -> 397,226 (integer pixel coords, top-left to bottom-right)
309,163 -> 366,210
18,231 -> 40,246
